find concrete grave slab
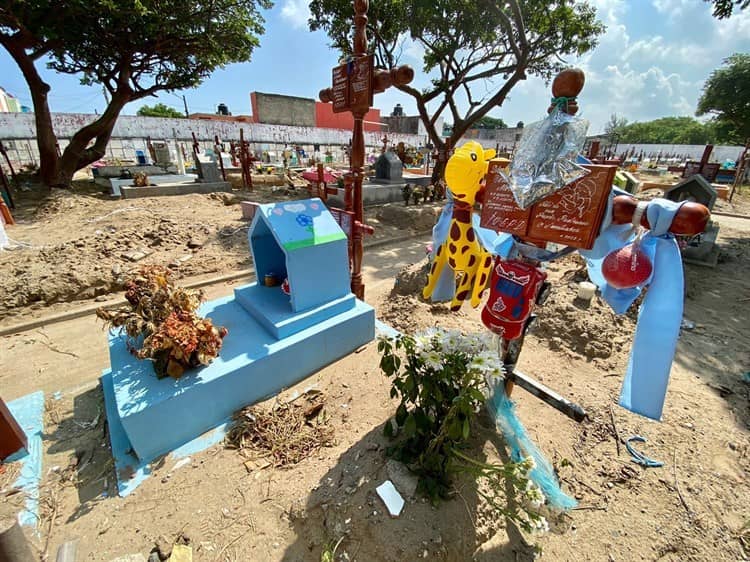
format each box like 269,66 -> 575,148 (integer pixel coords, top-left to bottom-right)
120,181 -> 231,199
106,294 -> 374,463
682,220 -> 720,268
95,165 -> 165,178
98,173 -> 198,197
102,197 -> 374,471
103,320 -> 396,497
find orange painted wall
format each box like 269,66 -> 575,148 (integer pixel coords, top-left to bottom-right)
314,103 -> 382,132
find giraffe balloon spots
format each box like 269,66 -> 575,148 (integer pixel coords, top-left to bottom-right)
423,141 -> 496,310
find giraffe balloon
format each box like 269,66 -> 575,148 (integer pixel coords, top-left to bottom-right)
423,141 -> 496,311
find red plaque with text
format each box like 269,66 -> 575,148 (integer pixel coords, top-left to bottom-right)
331,64 -> 350,113
349,55 -> 373,111
479,160 -> 531,237
479,163 -> 615,250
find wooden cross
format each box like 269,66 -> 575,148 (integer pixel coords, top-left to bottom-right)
319,0 -> 414,300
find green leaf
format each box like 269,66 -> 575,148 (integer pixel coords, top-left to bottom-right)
403,414 -> 417,438
447,418 -> 462,440
468,388 -> 485,404
414,410 -> 431,433
404,374 -> 415,395
383,419 -> 394,437
396,403 -> 408,425
462,417 -> 470,440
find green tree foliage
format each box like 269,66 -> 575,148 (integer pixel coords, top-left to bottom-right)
309,0 -> 604,178
696,53 -> 750,144
137,103 -> 185,119
0,0 -> 271,186
614,117 -> 734,145
474,115 -> 507,129
705,0 -> 749,18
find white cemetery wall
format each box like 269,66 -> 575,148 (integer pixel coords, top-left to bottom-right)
614,143 -> 744,163
0,112 -> 422,168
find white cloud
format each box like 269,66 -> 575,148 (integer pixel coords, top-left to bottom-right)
374,0 -> 750,135
280,0 -> 311,30
495,0 -> 750,134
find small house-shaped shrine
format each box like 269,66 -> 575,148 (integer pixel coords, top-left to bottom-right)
235,198 -> 359,338
374,151 -> 404,183
665,174 -> 717,211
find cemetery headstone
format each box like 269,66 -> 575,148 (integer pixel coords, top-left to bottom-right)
194,156 -> 222,183
664,174 -> 717,211
375,151 -> 404,183
621,171 -> 641,194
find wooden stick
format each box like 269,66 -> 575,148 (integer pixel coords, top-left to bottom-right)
608,405 -> 621,457
214,136 -> 226,181
506,369 -> 587,422
673,449 -> 692,516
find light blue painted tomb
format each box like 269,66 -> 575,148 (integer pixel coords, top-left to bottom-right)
102,198 -> 374,475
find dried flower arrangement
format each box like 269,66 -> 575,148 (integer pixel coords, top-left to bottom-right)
97,265 -> 227,379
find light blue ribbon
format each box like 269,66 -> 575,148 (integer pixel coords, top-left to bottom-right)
581,192 -> 685,421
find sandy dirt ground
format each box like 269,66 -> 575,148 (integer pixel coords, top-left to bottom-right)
0,185 -> 749,562
0,181 -> 442,325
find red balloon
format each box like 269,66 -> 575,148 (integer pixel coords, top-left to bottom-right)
602,243 -> 653,289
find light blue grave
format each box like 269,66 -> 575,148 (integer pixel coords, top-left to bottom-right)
6,391 -> 44,527
102,198 -> 374,479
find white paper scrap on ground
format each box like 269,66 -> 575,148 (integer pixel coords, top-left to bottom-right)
376,480 -> 405,517
170,457 -> 192,473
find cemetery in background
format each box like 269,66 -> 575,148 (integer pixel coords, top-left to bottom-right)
0,111 -> 424,170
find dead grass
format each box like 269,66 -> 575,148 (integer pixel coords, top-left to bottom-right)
225,392 -> 335,467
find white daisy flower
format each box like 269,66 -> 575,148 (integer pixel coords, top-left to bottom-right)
420,349 -> 443,371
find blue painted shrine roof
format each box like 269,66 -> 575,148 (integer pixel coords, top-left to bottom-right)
255,198 -> 346,251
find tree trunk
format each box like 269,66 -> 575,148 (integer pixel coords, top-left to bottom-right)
430,139 -> 447,184
2,38 -> 59,186
55,93 -> 130,187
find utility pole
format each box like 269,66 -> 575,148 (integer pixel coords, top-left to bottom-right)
182,95 -> 189,118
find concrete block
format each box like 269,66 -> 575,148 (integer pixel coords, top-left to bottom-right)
96,165 -> 165,178
248,199 -> 350,313
712,185 -> 730,201
682,221 -> 719,267
120,182 -> 231,199
235,283 -> 355,339
363,184 -> 404,204
621,171 -> 640,194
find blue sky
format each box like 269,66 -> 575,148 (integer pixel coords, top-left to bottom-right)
0,0 -> 748,135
